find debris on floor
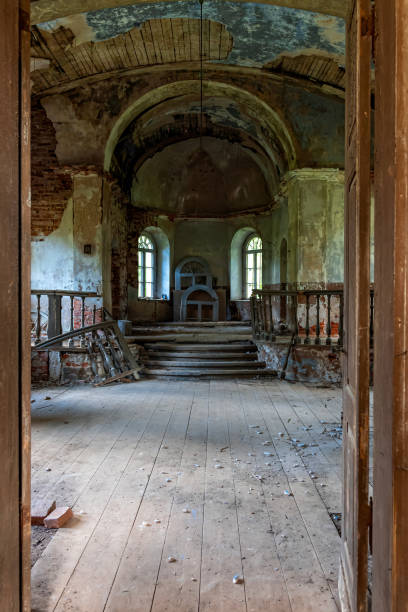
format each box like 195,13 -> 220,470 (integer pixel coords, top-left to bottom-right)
31,498 -> 56,526
43,506 -> 73,528
31,525 -> 57,568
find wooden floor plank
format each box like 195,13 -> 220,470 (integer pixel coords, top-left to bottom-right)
104,381 -> 195,612
198,380 -> 246,612
237,381 -> 339,611
31,382 -> 170,611
150,381 -> 209,612
31,379 -> 343,612
223,379 -> 292,612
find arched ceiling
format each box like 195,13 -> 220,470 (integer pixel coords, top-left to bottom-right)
31,1 -> 346,218
31,1 -> 345,95
109,82 -> 293,214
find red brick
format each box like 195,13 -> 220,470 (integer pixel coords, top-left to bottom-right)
31,101 -> 72,237
44,506 -> 73,528
31,499 -> 56,526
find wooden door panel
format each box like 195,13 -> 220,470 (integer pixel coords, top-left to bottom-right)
340,0 -> 372,610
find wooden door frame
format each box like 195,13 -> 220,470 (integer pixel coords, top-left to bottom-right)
0,0 -> 31,610
1,0 -> 408,610
373,1 -> 408,610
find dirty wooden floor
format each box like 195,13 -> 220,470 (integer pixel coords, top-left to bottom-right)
31,379 -> 342,612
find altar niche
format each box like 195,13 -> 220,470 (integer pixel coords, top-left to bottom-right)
173,257 -> 220,322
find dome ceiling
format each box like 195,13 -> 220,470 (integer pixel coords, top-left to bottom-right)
131,137 -> 273,217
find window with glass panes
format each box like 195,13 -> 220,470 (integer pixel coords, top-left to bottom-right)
244,235 -> 262,298
138,233 -> 155,298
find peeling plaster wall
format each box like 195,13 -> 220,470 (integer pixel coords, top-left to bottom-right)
72,173 -> 104,292
31,198 -> 75,291
172,212 -> 286,293
101,179 -> 129,317
31,172 -> 104,294
284,168 -> 344,286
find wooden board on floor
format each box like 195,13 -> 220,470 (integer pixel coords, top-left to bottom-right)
31,380 -> 343,612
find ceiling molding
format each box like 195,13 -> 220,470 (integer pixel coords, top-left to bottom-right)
31,60 -> 345,101
31,0 -> 347,25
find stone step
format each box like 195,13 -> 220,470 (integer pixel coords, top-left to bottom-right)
132,320 -> 249,326
145,360 -> 265,369
127,334 -> 253,343
145,351 -> 258,360
143,343 -> 256,352
144,368 -> 271,378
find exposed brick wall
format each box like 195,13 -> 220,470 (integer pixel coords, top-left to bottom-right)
31,350 -> 49,382
31,100 -> 72,236
109,181 -> 129,319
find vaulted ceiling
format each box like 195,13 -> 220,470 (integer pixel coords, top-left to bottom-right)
31,1 -> 345,95
30,0 -> 346,217
31,0 -> 347,24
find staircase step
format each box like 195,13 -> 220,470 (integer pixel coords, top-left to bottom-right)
133,321 -> 249,327
128,334 -> 252,343
127,322 -> 266,379
145,360 -> 265,369
144,368 -> 271,378
143,343 -> 256,352
145,351 -> 258,360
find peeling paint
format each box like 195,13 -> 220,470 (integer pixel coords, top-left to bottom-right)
38,1 -> 345,67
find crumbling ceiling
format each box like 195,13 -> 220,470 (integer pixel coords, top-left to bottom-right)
30,0 -> 346,218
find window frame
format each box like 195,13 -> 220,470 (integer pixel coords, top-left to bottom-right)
137,232 -> 156,299
243,233 -> 263,299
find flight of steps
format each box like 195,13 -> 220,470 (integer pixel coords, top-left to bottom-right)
126,322 -> 271,378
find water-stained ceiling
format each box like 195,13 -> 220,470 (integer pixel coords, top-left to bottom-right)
30,0 -> 346,217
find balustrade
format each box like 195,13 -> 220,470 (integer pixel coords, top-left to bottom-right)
250,288 -> 352,347
31,290 -> 103,345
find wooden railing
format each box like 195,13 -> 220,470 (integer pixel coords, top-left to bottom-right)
250,288 -> 375,348
33,319 -> 141,383
250,289 -> 346,346
31,290 -> 103,345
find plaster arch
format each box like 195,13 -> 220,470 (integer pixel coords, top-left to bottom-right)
180,284 -> 219,322
104,80 -> 297,174
230,226 -> 258,300
175,256 -> 212,291
141,226 -> 171,299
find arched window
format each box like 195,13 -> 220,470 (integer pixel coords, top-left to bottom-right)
244,235 -> 262,298
138,233 -> 155,298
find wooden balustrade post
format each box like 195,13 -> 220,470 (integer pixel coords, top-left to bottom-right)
80,296 -> 86,347
304,294 -> 311,345
326,294 -> 332,345
35,294 -> 41,344
47,294 -> 62,339
269,295 -> 276,341
338,293 -> 344,347
293,294 -> 300,344
261,294 -> 267,340
370,290 -> 374,348
250,296 -> 256,338
69,296 -> 74,347
315,294 -> 321,344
